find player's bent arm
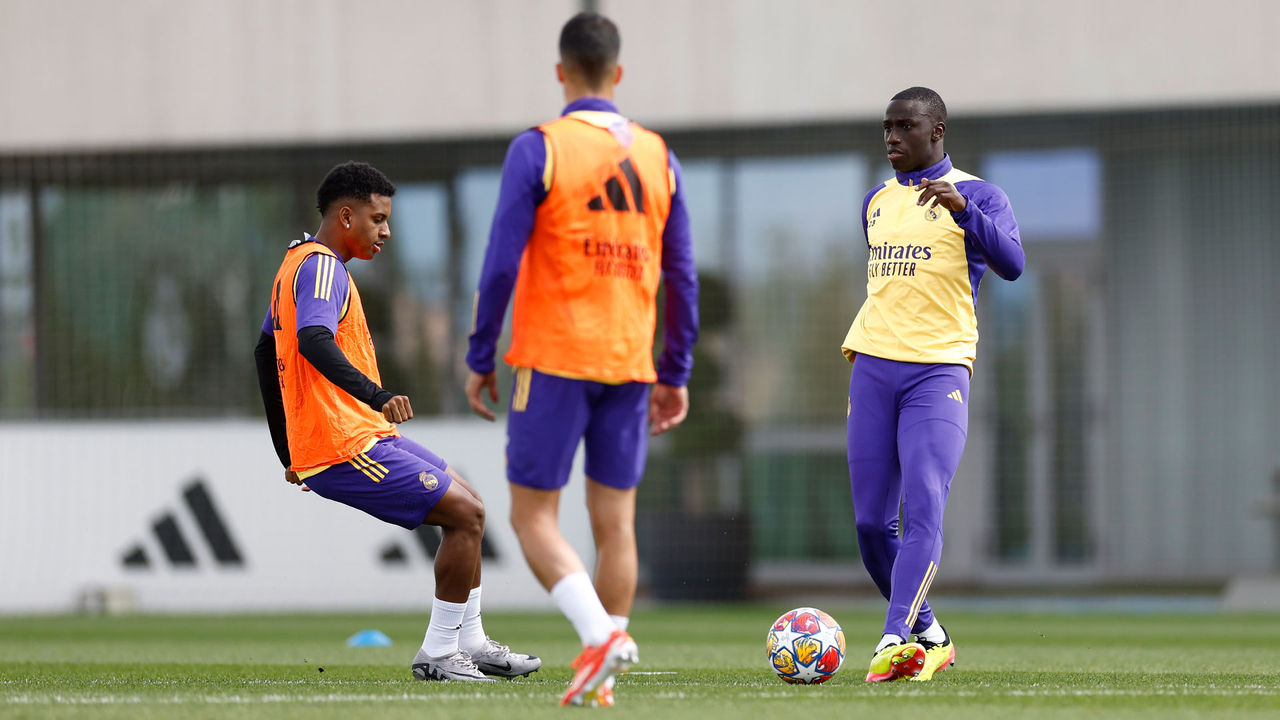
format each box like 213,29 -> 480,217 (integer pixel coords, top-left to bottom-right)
254,330 -> 292,468
655,150 -> 700,388
953,181 -> 1025,281
379,394 -> 413,423
295,325 -> 395,411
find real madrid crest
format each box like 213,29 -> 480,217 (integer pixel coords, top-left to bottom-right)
420,472 -> 439,490
924,207 -> 940,222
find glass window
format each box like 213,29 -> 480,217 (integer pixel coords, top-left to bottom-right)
36,183 -> 292,415
455,166 -> 512,413
351,182 -> 452,415
1045,270 -> 1093,563
389,183 -> 449,304
719,153 -> 869,562
676,159 -> 725,273
982,148 -> 1101,240
984,263 -> 1096,566
0,190 -> 34,414
986,273 -> 1034,562
457,166 -> 503,309
731,154 -> 869,423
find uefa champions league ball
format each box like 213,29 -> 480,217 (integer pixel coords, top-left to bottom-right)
766,607 -> 846,684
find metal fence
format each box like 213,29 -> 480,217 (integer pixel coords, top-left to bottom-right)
3,104 -> 1278,596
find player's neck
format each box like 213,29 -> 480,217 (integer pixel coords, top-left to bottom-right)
902,150 -> 946,175
313,223 -> 351,263
563,84 -> 615,105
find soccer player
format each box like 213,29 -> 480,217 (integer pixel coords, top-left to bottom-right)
254,162 -> 540,683
463,12 -> 699,707
842,88 -> 1024,682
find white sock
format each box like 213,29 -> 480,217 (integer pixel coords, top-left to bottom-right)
459,586 -> 487,654
875,633 -> 905,653
550,572 -> 615,647
422,596 -> 467,658
916,619 -> 945,644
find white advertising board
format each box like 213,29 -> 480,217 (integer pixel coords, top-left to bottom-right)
0,420 -> 593,613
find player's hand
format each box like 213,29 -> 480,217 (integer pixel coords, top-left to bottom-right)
915,178 -> 967,213
381,395 -> 414,423
465,370 -> 499,421
284,469 -> 310,492
649,383 -> 689,436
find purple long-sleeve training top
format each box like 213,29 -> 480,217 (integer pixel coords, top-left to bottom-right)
862,154 -> 1024,298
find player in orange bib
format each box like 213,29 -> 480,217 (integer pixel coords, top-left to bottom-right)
464,13 -> 699,707
254,162 -> 538,683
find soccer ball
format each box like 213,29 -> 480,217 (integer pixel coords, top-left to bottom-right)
766,607 -> 846,684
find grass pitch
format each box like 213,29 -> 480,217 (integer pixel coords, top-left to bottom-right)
2,604 -> 1278,719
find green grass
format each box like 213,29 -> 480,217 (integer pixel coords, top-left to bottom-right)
2,606 -> 1278,719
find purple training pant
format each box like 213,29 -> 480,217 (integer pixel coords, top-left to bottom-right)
846,353 -> 969,638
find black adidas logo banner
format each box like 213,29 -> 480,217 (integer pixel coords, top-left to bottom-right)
120,473 -> 503,572
1,421 -> 588,613
587,158 -> 645,213
121,478 -> 244,570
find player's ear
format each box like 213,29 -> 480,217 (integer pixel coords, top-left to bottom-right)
932,120 -> 945,141
556,62 -> 565,84
613,64 -> 623,86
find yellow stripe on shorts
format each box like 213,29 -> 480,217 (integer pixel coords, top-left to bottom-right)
359,452 -> 388,477
352,453 -> 385,479
348,457 -> 381,483
512,367 -> 532,412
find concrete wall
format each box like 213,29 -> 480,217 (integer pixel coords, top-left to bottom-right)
3,0 -> 1278,151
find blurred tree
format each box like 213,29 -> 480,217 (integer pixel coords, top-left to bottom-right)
639,272 -> 751,600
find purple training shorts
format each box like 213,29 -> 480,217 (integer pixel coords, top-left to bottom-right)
506,368 -> 650,490
304,435 -> 453,530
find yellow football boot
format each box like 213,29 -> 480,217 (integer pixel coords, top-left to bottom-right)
864,641 -> 926,682
910,628 -> 955,682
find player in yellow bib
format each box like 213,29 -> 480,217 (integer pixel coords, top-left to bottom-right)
843,88 -> 1025,682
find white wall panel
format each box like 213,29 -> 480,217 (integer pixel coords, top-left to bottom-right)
2,0 -> 1277,151
0,419 -> 592,613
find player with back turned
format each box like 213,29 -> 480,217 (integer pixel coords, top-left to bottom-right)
254,161 -> 539,683
842,88 -> 1024,682
464,12 -> 699,708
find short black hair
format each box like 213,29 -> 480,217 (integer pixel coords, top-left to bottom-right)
559,12 -> 620,89
891,86 -> 948,123
315,161 -> 396,216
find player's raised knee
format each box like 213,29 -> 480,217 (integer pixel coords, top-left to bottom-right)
453,493 -> 485,538
426,484 -> 485,537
